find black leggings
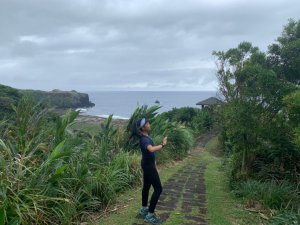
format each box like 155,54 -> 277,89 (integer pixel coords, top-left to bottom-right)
142,165 -> 163,213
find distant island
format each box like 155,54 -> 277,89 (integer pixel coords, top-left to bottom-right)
0,83 -> 95,117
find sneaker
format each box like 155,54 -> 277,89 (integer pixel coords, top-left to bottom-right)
139,207 -> 148,217
144,213 -> 162,224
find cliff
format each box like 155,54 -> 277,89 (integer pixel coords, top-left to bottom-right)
0,84 -> 95,118
21,89 -> 95,109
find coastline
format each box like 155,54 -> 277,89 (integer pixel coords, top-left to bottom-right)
52,108 -> 129,128
74,114 -> 128,128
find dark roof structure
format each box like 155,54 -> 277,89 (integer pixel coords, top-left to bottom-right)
196,97 -> 223,106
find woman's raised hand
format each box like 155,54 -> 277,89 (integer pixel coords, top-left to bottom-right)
163,137 -> 168,146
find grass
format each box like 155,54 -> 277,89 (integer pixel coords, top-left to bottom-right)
233,180 -> 299,210
204,151 -> 262,225
204,137 -> 263,225
70,122 -> 101,136
91,135 -> 262,225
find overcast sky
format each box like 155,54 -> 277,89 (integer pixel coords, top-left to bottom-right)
0,0 -> 299,92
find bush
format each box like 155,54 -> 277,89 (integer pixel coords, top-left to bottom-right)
160,107 -> 198,125
233,180 -> 299,210
191,109 -> 214,134
0,84 -> 21,119
154,126 -> 194,163
166,126 -> 194,160
268,210 -> 300,225
0,97 -> 143,224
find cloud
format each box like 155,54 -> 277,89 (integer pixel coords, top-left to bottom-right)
19,35 -> 47,44
0,0 -> 299,91
0,60 -> 18,69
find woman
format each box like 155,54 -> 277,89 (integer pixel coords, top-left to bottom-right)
136,118 -> 167,224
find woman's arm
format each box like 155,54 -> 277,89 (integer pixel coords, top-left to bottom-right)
147,137 -> 168,152
147,144 -> 164,152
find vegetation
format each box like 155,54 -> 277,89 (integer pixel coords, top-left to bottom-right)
0,93 -> 211,224
0,84 -> 22,119
0,84 -> 95,119
0,97 -> 136,224
22,89 -> 95,109
214,19 -> 300,223
159,107 -> 198,125
204,137 -> 263,225
159,106 -> 214,134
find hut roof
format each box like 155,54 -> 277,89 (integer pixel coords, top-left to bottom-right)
196,97 -> 223,106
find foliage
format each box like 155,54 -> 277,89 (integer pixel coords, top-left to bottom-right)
191,109 -> 214,133
0,84 -> 22,119
214,19 -> 300,222
21,89 -> 95,109
214,40 -> 298,180
54,109 -> 80,145
159,107 -> 198,125
268,19 -> 300,85
284,90 -> 300,151
0,84 -> 94,120
233,180 -> 299,210
95,114 -> 120,163
0,95 -> 203,224
0,97 -> 141,224
268,210 -> 300,225
159,107 -> 214,135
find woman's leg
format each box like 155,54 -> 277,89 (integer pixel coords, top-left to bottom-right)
142,168 -> 152,207
148,168 -> 163,213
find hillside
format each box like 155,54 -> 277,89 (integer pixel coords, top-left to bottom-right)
0,84 -> 95,118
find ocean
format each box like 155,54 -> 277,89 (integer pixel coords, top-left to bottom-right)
82,91 -> 217,119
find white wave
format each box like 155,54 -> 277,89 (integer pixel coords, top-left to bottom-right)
75,108 -> 87,113
97,114 -> 129,120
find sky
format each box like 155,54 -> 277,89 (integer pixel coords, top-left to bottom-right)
0,0 -> 299,92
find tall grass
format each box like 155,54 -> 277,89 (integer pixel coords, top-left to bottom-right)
268,210 -> 300,225
233,180 -> 299,211
0,98 -> 205,224
0,97 -> 143,224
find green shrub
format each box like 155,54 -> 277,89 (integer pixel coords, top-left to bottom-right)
166,126 -> 194,160
233,180 -> 299,210
0,84 -> 22,119
191,109 -> 214,134
268,210 -> 300,225
0,97 -> 144,224
160,107 -> 198,125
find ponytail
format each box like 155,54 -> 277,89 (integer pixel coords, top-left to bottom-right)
128,119 -> 142,143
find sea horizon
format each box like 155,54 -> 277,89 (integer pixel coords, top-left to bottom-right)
81,91 -> 218,119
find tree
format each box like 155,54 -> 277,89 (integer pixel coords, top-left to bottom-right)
214,40 -> 296,179
268,19 -> 300,85
284,90 -> 300,151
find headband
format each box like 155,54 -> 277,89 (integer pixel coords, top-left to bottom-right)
139,118 -> 146,128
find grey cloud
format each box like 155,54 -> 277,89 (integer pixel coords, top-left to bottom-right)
0,0 -> 299,91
